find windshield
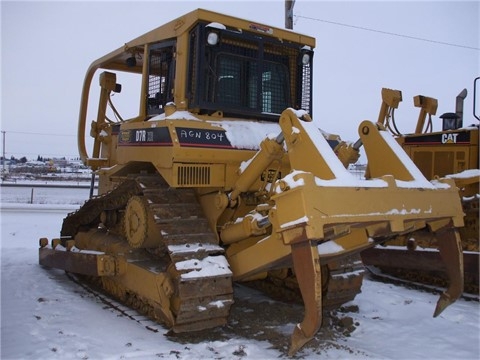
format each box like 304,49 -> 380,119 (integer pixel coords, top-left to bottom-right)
212,54 -> 289,114
188,23 -> 312,121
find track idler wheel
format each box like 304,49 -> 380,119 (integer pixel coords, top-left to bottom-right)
124,196 -> 163,248
288,236 -> 323,356
433,226 -> 464,317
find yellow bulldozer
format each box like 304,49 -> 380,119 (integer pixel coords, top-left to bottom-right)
39,9 -> 467,355
361,83 -> 479,295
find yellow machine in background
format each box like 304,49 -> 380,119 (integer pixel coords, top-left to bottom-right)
362,82 -> 479,294
39,9 -> 466,355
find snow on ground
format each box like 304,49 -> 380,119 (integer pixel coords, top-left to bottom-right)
1,186 -> 479,359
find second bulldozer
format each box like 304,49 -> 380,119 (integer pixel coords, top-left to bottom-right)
362,83 -> 479,295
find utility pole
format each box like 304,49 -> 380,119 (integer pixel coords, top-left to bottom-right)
1,131 -> 5,176
285,0 -> 296,30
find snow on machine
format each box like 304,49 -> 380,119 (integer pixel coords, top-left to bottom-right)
39,9 -> 466,355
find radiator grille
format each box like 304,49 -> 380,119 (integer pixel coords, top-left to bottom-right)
177,165 -> 211,186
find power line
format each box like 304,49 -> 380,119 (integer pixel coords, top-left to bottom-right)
295,15 -> 480,51
4,130 -> 75,137
0,130 -> 79,159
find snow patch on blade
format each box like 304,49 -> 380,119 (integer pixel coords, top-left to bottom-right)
318,240 -> 344,255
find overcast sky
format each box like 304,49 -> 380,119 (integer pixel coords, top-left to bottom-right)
1,0 -> 479,160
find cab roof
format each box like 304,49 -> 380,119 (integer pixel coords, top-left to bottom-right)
87,8 -> 316,75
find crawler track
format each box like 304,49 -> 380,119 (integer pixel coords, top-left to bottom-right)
245,253 -> 365,309
61,174 -> 234,333
365,266 -> 479,302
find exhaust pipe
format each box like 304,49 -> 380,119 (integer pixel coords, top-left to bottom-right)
455,88 -> 468,128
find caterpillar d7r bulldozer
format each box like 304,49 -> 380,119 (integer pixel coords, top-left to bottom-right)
361,82 -> 479,295
39,9 -> 466,355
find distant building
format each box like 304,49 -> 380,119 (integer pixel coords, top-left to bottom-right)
52,158 -> 68,168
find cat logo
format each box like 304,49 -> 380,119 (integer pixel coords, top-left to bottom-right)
120,130 -> 130,142
441,133 -> 459,144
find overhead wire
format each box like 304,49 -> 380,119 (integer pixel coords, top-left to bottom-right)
5,130 -> 75,137
295,15 -> 480,51
1,131 -> 78,158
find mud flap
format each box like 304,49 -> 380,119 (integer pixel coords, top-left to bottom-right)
434,227 -> 464,317
288,239 -> 322,356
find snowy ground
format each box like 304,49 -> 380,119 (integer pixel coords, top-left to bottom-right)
1,186 -> 479,359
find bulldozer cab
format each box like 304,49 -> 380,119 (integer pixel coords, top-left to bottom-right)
78,9 -> 315,167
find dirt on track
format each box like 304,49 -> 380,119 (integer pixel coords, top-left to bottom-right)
166,284 -> 366,358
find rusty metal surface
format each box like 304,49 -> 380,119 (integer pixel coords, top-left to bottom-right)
289,239 -> 322,356
434,228 -> 464,316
